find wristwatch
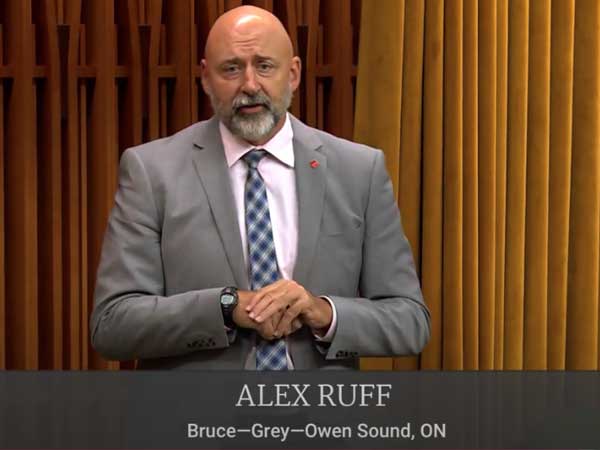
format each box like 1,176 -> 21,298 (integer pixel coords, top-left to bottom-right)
220,286 -> 238,328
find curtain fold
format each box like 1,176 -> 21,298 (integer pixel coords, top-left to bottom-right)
494,0 -> 509,370
420,0 -> 445,371
355,0 -> 600,370
548,0 -> 574,370
463,0 -> 479,371
478,0 -> 496,370
523,0 -> 551,370
568,0 -> 600,370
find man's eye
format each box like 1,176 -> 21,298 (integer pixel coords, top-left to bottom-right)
258,63 -> 273,72
223,65 -> 240,74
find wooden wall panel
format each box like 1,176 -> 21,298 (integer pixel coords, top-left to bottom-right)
61,0 -> 83,370
84,0 -> 119,371
35,0 -> 64,370
0,20 -> 5,370
5,0 -> 39,370
0,0 -> 361,369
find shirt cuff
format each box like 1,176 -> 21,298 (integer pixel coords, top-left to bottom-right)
313,296 -> 337,343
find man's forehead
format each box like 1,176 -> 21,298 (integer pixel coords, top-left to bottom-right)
208,29 -> 285,60
205,8 -> 293,60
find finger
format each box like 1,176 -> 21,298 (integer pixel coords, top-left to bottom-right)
257,318 -> 277,340
258,329 -> 274,340
254,294 -> 295,323
280,294 -> 312,326
275,301 -> 304,335
245,287 -> 269,312
251,286 -> 295,320
248,293 -> 279,323
248,292 -> 279,320
269,312 -> 285,337
283,318 -> 303,336
246,280 -> 288,311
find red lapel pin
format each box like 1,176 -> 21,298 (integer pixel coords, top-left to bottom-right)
310,160 -> 320,169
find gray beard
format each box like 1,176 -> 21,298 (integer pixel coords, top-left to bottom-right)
228,108 -> 279,143
208,88 -> 292,143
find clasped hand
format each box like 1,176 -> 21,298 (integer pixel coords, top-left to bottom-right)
232,280 -> 333,340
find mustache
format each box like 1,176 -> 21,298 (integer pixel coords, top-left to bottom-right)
232,92 -> 272,111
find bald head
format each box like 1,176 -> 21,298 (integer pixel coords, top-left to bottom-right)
200,6 -> 301,145
205,6 -> 294,62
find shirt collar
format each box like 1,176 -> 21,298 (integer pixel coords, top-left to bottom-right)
219,113 -> 295,168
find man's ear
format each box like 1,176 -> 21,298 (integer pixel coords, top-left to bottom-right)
200,59 -> 211,95
289,56 -> 302,92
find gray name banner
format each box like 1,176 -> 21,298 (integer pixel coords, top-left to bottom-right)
1,372 -> 599,448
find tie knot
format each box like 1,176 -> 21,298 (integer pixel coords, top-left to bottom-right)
242,149 -> 268,169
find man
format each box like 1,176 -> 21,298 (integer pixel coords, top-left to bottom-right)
90,5 -> 430,369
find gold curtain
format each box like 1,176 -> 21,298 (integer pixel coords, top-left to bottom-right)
355,0 -> 600,370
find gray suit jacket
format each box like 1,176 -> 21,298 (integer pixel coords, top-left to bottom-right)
90,115 -> 430,369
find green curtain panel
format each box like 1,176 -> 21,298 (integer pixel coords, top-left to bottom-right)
355,0 -> 600,370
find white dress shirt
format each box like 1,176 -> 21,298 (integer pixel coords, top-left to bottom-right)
219,113 -> 337,367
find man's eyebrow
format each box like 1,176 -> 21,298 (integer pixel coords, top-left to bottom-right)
219,58 -> 243,66
217,55 -> 278,66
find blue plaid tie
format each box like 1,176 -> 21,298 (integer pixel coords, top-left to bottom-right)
242,149 -> 288,370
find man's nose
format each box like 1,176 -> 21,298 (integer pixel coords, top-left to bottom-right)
241,66 -> 260,94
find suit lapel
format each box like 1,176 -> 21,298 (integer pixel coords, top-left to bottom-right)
191,117 -> 249,289
290,116 -> 326,287
188,115 -> 325,291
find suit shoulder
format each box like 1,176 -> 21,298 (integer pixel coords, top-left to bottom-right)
305,125 -> 382,162
292,121 -> 387,202
304,129 -> 383,179
121,120 -> 209,163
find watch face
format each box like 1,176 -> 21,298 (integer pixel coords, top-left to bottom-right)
221,294 -> 236,306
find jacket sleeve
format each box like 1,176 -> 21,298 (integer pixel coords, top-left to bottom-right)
325,150 -> 431,359
90,148 -> 231,361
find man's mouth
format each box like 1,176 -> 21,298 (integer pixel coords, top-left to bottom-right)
236,104 -> 267,113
